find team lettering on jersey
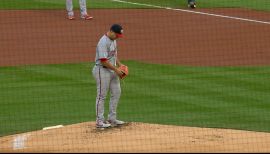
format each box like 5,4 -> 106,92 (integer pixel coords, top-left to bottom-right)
108,50 -> 117,57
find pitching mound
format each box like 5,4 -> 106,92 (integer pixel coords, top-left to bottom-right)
1,122 -> 270,152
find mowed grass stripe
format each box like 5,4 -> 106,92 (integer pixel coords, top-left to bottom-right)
0,0 -> 269,11
0,63 -> 95,136
0,0 -> 149,9
119,61 -> 270,131
0,61 -> 270,137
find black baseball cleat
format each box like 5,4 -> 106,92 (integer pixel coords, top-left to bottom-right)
188,2 -> 196,9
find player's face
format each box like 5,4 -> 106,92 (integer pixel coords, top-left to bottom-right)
112,32 -> 118,40
110,31 -> 123,40
108,31 -> 117,40
112,32 -> 120,40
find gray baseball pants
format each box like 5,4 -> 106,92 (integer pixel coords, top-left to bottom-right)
92,66 -> 121,124
66,0 -> 87,16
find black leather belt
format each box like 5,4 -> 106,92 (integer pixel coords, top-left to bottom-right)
95,64 -> 107,68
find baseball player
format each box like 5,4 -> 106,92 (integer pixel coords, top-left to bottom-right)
188,0 -> 196,8
92,24 -> 126,128
66,0 -> 93,20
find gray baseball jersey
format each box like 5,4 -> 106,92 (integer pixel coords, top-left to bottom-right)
92,34 -> 121,126
95,35 -> 117,68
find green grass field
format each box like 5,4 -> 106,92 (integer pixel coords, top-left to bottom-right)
1,61 -> 270,137
0,0 -> 270,137
0,0 -> 269,11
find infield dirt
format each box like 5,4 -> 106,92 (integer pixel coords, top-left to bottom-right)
0,9 -> 269,67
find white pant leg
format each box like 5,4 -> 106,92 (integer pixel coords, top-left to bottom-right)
108,73 -> 121,121
93,67 -> 111,124
66,0 -> 74,16
79,0 -> 87,16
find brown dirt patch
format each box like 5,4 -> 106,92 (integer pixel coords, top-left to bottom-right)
0,9 -> 269,66
0,122 -> 270,152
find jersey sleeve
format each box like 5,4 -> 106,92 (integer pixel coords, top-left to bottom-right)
97,41 -> 108,60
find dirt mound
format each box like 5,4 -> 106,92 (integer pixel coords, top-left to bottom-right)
1,122 -> 270,152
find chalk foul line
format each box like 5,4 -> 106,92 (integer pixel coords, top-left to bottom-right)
111,0 -> 270,25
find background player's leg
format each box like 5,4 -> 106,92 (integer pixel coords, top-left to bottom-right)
188,0 -> 196,3
108,73 -> 121,122
66,0 -> 74,17
79,0 -> 87,16
79,0 -> 93,19
93,67 -> 111,125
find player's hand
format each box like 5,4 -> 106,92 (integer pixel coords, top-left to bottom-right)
115,68 -> 124,77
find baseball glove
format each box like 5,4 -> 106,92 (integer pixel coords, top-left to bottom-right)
119,65 -> 129,79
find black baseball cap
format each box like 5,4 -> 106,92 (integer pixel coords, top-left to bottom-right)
110,24 -> 123,38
